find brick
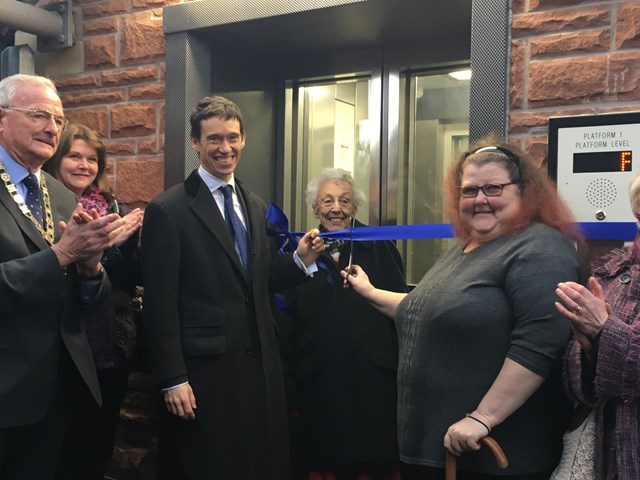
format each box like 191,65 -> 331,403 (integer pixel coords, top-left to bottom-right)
54,74 -> 100,90
111,103 -> 157,137
616,2 -> 640,49
121,11 -> 165,63
530,29 -> 610,58
84,17 -> 119,36
509,109 -> 594,134
105,140 -> 136,155
64,107 -> 109,137
132,0 -> 181,8
83,0 -> 128,19
61,89 -> 126,107
512,6 -> 610,38
512,0 -> 525,15
85,36 -> 117,69
528,0 -> 588,10
138,137 -> 160,154
608,52 -> 640,100
129,83 -> 165,100
115,157 -> 164,203
524,135 -> 549,169
528,56 -> 608,107
73,0 -> 108,5
102,66 -> 158,86
510,40 -> 525,110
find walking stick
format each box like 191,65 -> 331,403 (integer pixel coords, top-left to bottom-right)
445,436 -> 509,480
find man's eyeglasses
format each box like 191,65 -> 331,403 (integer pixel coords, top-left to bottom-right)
0,106 -> 68,132
458,181 -> 518,198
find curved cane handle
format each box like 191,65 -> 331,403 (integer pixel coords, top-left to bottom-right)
480,436 -> 508,468
445,436 -> 509,480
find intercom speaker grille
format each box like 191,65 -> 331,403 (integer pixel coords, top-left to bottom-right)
585,178 -> 617,208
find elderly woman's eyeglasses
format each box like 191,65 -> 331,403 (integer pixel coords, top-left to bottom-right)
459,181 -> 518,198
1,106 -> 68,132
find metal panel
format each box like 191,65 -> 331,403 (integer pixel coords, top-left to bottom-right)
164,0 -> 366,34
164,32 -> 211,188
469,0 -> 510,142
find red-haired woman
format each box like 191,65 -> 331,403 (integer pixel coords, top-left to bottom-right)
343,137 -> 581,479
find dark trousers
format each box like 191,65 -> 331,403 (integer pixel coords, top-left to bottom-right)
0,352 -> 76,480
55,367 -> 130,480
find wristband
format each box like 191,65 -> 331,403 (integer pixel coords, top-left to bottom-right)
465,413 -> 491,434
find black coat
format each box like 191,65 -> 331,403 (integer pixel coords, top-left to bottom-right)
142,170 -> 305,480
277,226 -> 407,469
0,171 -> 103,428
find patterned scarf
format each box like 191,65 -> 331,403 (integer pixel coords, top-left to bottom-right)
319,224 -> 344,264
78,184 -> 109,217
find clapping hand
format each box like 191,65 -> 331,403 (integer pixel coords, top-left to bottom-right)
112,208 -> 143,247
52,203 -> 125,273
555,277 -> 610,352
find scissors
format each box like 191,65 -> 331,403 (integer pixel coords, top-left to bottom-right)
344,217 -> 355,282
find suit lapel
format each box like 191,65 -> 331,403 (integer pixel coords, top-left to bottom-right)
0,177 -> 49,250
185,171 -> 247,282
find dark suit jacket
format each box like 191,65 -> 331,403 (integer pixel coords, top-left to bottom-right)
0,171 -> 103,429
141,170 -> 304,479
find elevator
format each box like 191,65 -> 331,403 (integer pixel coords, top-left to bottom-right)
163,0 -> 510,282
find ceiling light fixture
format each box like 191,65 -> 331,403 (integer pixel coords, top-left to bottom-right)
448,69 -> 472,81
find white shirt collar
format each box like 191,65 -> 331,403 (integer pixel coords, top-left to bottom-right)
197,165 -> 236,193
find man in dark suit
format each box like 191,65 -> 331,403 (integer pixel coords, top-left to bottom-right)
142,95 -> 323,480
0,74 -> 126,479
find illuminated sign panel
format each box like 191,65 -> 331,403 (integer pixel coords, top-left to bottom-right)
548,112 -> 640,223
573,151 -> 632,173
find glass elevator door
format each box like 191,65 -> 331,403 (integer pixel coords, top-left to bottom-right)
283,73 -> 380,232
282,60 -> 470,284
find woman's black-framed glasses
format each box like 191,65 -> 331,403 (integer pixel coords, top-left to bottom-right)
458,181 -> 518,198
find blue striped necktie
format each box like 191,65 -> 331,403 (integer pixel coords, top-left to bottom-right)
220,185 -> 250,276
23,173 -> 43,226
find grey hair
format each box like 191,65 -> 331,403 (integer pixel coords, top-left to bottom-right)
629,172 -> 640,215
306,167 -> 366,210
0,74 -> 59,106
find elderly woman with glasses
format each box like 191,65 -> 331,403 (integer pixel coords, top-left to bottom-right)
277,168 -> 407,480
343,137 -> 582,479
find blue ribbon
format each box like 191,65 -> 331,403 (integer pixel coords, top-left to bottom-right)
578,222 -> 637,240
266,203 -> 300,254
266,203 -> 637,246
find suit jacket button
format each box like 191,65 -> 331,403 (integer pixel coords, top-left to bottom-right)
245,347 -> 253,355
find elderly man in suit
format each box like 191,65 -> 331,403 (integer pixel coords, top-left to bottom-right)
0,74 -> 127,479
142,95 -> 323,480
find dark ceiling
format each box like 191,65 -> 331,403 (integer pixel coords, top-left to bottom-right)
187,0 -> 473,56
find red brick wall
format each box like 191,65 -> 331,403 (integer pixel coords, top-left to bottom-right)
509,0 -> 640,167
45,0 -> 182,207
